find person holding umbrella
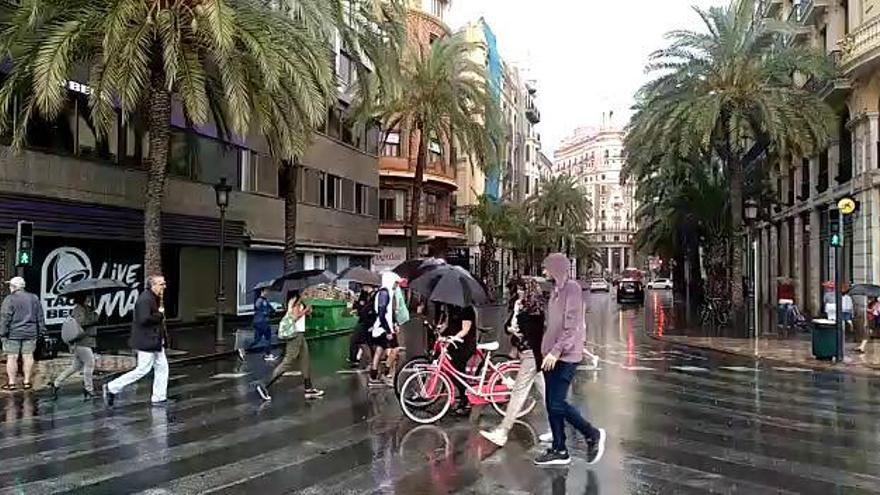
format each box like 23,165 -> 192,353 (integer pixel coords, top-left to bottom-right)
535,253 -> 606,466
241,287 -> 277,362
50,293 -> 99,400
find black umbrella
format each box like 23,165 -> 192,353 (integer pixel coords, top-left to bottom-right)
252,279 -> 276,291
409,264 -> 489,307
273,269 -> 337,294
849,284 -> 880,298
393,258 -> 446,281
57,278 -> 129,296
337,266 -> 381,287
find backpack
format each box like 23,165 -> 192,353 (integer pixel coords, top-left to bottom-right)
394,287 -> 410,326
278,314 -> 296,340
61,317 -> 85,344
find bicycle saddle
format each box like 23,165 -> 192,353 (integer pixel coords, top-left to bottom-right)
476,341 -> 500,352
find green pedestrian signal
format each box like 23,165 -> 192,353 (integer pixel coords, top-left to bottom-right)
15,221 -> 33,267
831,234 -> 841,247
17,252 -> 29,265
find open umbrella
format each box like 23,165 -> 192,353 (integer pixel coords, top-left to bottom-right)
58,278 -> 128,296
849,284 -> 880,298
409,264 -> 489,307
337,266 -> 381,287
392,258 -> 446,281
252,279 -> 276,291
273,269 -> 337,295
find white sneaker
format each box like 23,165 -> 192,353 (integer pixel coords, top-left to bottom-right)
586,428 -> 607,465
304,388 -> 325,399
237,349 -> 246,360
592,355 -> 600,369
480,428 -> 508,447
264,354 -> 278,362
255,384 -> 272,402
538,432 -> 553,443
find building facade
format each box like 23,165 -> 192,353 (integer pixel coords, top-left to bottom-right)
553,115 -> 635,276
375,0 -> 465,271
756,0 -> 880,321
0,10 -> 381,326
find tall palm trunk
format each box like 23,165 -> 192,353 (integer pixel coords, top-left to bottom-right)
729,157 -> 745,323
143,75 -> 172,277
481,236 -> 498,297
282,161 -> 299,272
407,125 -> 427,260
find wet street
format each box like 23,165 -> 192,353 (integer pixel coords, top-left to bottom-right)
2,292 -> 880,494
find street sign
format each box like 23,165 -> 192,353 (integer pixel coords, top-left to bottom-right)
838,197 -> 857,215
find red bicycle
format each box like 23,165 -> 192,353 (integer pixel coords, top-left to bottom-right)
397,337 -> 535,424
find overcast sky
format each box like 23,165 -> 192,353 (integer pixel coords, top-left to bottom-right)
447,0 -> 724,155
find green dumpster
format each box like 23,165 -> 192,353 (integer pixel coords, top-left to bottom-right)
304,299 -> 357,335
811,318 -> 837,360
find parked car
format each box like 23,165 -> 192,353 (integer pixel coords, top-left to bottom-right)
589,278 -> 610,292
617,279 -> 645,304
647,278 -> 673,290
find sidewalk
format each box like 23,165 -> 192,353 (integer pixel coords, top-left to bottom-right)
647,299 -> 880,376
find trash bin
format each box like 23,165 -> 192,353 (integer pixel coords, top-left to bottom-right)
305,299 -> 357,335
811,318 -> 837,360
777,299 -> 793,326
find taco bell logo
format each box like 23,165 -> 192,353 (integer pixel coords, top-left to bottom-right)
41,247 -> 93,325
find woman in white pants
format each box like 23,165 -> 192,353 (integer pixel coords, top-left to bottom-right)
481,279 -> 550,447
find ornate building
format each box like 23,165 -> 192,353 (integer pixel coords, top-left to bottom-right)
553,115 -> 635,276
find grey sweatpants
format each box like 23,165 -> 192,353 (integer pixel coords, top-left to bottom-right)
54,345 -> 95,393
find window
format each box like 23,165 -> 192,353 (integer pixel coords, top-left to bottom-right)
800,158 -> 810,199
356,184 -> 370,215
424,0 -> 444,19
337,51 -> 356,90
341,178 -> 355,212
301,167 -> 322,205
383,131 -> 401,157
240,150 -> 278,196
168,128 -> 240,188
380,189 -> 400,222
429,140 -> 443,164
326,107 -> 342,140
322,174 -> 342,209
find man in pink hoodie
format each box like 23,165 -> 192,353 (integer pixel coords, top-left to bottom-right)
535,253 -> 606,466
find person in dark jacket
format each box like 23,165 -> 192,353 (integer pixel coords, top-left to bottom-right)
0,276 -> 45,391
240,288 -> 276,362
103,275 -> 169,408
481,278 -> 550,447
50,294 -> 99,399
347,283 -> 376,368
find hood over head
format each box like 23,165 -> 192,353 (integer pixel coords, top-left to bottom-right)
543,253 -> 570,287
381,271 -> 401,292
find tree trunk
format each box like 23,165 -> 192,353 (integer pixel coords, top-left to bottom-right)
143,76 -> 172,278
729,157 -> 745,324
482,237 -> 498,298
282,160 -> 299,272
407,126 -> 427,260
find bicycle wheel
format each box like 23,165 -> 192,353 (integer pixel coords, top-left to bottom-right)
488,361 -> 536,418
467,353 -> 513,377
395,355 -> 431,397
399,369 -> 454,424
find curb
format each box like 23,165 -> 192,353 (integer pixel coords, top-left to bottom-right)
646,333 -> 880,377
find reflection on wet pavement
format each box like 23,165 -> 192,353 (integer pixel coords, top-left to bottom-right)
0,292 -> 878,493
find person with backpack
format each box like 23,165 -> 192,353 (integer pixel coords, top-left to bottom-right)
368,272 -> 400,387
51,294 -> 99,400
255,292 -> 324,401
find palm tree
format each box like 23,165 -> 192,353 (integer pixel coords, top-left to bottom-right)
627,0 -> 834,320
468,194 -> 512,295
0,0 -> 399,276
529,174 -> 591,254
358,33 -> 503,259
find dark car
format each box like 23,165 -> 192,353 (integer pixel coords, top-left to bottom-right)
617,279 -> 645,304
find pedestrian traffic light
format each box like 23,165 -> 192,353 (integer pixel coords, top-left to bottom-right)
830,233 -> 841,247
15,221 -> 33,266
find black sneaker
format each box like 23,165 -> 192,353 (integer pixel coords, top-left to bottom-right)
534,449 -> 571,466
102,384 -> 115,408
586,428 -> 607,465
255,384 -> 272,402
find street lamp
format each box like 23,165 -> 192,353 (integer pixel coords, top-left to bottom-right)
744,199 -> 759,337
214,177 -> 232,344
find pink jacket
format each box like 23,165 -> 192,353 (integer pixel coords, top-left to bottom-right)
540,253 -> 585,363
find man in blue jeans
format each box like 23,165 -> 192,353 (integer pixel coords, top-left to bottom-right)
536,253 -> 606,466
240,288 -> 276,361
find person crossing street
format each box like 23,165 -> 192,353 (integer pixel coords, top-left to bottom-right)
103,275 -> 170,408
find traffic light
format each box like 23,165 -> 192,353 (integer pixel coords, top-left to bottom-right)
15,221 -> 33,266
830,233 -> 841,248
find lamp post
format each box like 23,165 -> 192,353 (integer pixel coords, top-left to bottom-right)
744,199 -> 759,337
214,177 -> 232,344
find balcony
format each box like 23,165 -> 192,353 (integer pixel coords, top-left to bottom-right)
785,4 -> 811,43
762,0 -> 782,18
802,50 -> 851,104
379,217 -> 465,239
840,14 -> 880,74
526,106 -> 540,124
798,0 -> 829,25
